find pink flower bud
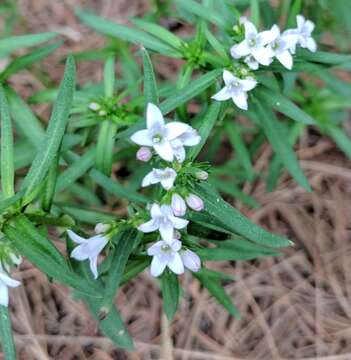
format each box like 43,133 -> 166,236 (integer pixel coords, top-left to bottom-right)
95,223 -> 111,234
186,194 -> 204,212
171,193 -> 186,217
195,170 -> 208,180
181,249 -> 201,272
136,147 -> 152,162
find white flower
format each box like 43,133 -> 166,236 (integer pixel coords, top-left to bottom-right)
295,15 -> 317,52
268,25 -> 298,70
147,239 -> 184,277
244,55 -> 259,70
130,103 -> 189,162
212,70 -> 257,110
180,249 -> 201,272
0,268 -> 20,307
142,168 -> 177,190
171,193 -> 186,217
136,147 -> 152,162
170,127 -> 201,163
231,20 -> 275,66
138,203 -> 188,243
186,194 -> 204,212
67,229 -> 108,279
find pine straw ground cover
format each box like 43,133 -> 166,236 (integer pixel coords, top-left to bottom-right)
1,0 -> 351,359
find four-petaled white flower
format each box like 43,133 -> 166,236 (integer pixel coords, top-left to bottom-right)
142,167 -> 177,190
295,15 -> 317,53
130,103 -> 189,162
68,230 -> 108,279
268,25 -> 298,70
138,203 -> 188,243
231,20 -> 275,66
0,267 -> 20,307
212,70 -> 257,110
147,239 -> 184,277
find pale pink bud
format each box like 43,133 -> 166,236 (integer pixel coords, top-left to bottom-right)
186,194 -> 204,212
181,249 -> 201,272
95,223 -> 111,234
88,102 -> 100,111
136,147 -> 152,162
171,193 -> 186,217
195,170 -> 208,180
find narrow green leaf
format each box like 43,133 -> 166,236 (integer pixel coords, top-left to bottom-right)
6,87 -> 45,148
130,18 -> 183,49
99,228 -> 140,316
161,271 -> 179,321
96,121 -> 118,176
0,32 -> 57,55
41,153 -> 59,212
326,125 -> 351,159
253,99 -> 311,191
298,49 -> 351,65
141,47 -> 158,105
0,86 -> 14,198
188,102 -> 221,160
0,41 -> 62,81
191,182 -> 292,248
255,87 -> 316,125
0,306 -> 16,360
104,55 -> 115,97
75,9 -> 180,57
250,0 -> 260,26
194,272 -> 240,319
159,69 -> 221,114
21,56 -> 76,205
90,168 -> 148,203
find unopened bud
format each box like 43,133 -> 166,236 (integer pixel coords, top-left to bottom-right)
195,170 -> 208,181
89,102 -> 100,111
186,194 -> 204,212
136,147 -> 152,162
95,223 -> 111,234
98,110 -> 107,116
181,249 -> 201,272
171,193 -> 186,217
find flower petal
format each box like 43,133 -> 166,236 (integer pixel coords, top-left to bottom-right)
85,235 -> 108,257
172,144 -> 186,163
89,255 -> 99,279
252,47 -> 274,66
0,285 -> 9,307
232,92 -> 248,111
71,244 -> 89,261
244,21 -> 258,38
230,41 -> 250,59
150,256 -> 167,277
223,70 -> 236,86
147,241 -> 164,256
159,221 -> 174,243
67,230 -> 88,244
304,19 -> 315,34
169,216 -> 189,229
161,176 -> 176,190
180,129 -> 201,146
138,219 -> 159,233
212,87 -> 232,101
150,203 -> 163,218
239,77 -> 257,92
0,272 -> 21,288
154,141 -> 174,162
167,253 -> 184,275
130,129 -> 153,146
296,15 -> 305,30
142,170 -> 160,187
165,122 -> 189,140
276,50 -> 293,69
146,103 -> 164,129
306,37 -> 317,52
170,239 -> 182,252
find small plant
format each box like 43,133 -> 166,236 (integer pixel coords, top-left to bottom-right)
0,1 -> 351,357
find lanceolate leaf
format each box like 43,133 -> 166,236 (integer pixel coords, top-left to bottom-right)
191,182 -> 292,248
253,99 -> 311,191
0,86 -> 14,198
99,228 -> 140,316
0,306 -> 16,360
161,271 -> 180,321
141,47 -> 158,105
20,56 -> 76,205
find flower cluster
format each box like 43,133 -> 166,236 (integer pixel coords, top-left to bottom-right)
132,103 -> 203,277
212,15 -> 317,110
